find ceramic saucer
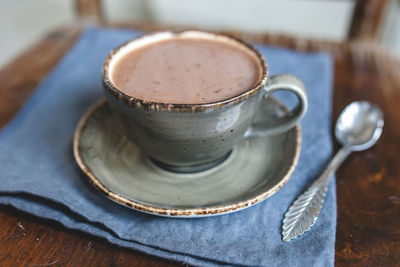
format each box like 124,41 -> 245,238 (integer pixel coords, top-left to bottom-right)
73,98 -> 301,217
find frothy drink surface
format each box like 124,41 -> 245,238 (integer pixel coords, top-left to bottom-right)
111,37 -> 261,104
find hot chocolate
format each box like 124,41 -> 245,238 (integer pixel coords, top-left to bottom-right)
111,36 -> 262,104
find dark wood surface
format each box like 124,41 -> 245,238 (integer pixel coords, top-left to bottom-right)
1,25 -> 400,266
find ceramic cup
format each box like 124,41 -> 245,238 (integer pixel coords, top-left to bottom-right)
102,31 -> 307,173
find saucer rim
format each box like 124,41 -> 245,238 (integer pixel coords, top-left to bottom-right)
73,98 -> 301,217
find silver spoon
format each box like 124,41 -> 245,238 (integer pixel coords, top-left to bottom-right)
282,101 -> 384,242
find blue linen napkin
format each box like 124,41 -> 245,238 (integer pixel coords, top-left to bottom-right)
0,28 -> 335,266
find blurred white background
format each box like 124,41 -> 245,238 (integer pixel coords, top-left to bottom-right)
0,0 -> 399,68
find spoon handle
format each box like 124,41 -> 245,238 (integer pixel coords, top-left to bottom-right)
282,147 -> 351,242
312,147 -> 351,187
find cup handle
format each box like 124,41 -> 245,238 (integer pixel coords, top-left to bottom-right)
244,74 -> 307,138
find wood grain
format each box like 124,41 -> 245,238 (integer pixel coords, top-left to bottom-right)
75,0 -> 104,24
348,0 -> 389,40
0,25 -> 400,266
332,43 -> 400,266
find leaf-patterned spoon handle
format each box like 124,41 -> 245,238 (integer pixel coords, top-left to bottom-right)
282,147 -> 351,242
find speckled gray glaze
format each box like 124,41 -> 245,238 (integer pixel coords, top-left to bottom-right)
73,98 -> 301,217
104,89 -> 261,170
102,31 -> 307,171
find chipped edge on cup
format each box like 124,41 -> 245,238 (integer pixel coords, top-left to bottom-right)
102,30 -> 269,113
73,99 -> 301,218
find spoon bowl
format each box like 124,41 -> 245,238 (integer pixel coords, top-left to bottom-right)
335,101 -> 384,151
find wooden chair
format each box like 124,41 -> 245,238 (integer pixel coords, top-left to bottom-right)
75,0 -> 390,41
1,0 -> 399,266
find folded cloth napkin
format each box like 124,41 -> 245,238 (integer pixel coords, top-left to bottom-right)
0,28 -> 335,266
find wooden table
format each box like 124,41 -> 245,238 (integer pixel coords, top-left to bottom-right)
1,25 -> 399,266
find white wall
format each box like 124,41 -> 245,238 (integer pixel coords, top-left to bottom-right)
0,0 -> 399,68
381,0 -> 400,57
0,0 -> 74,67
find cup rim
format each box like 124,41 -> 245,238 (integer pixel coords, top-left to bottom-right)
102,30 -> 268,112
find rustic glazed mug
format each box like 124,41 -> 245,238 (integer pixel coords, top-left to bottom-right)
102,31 -> 307,173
